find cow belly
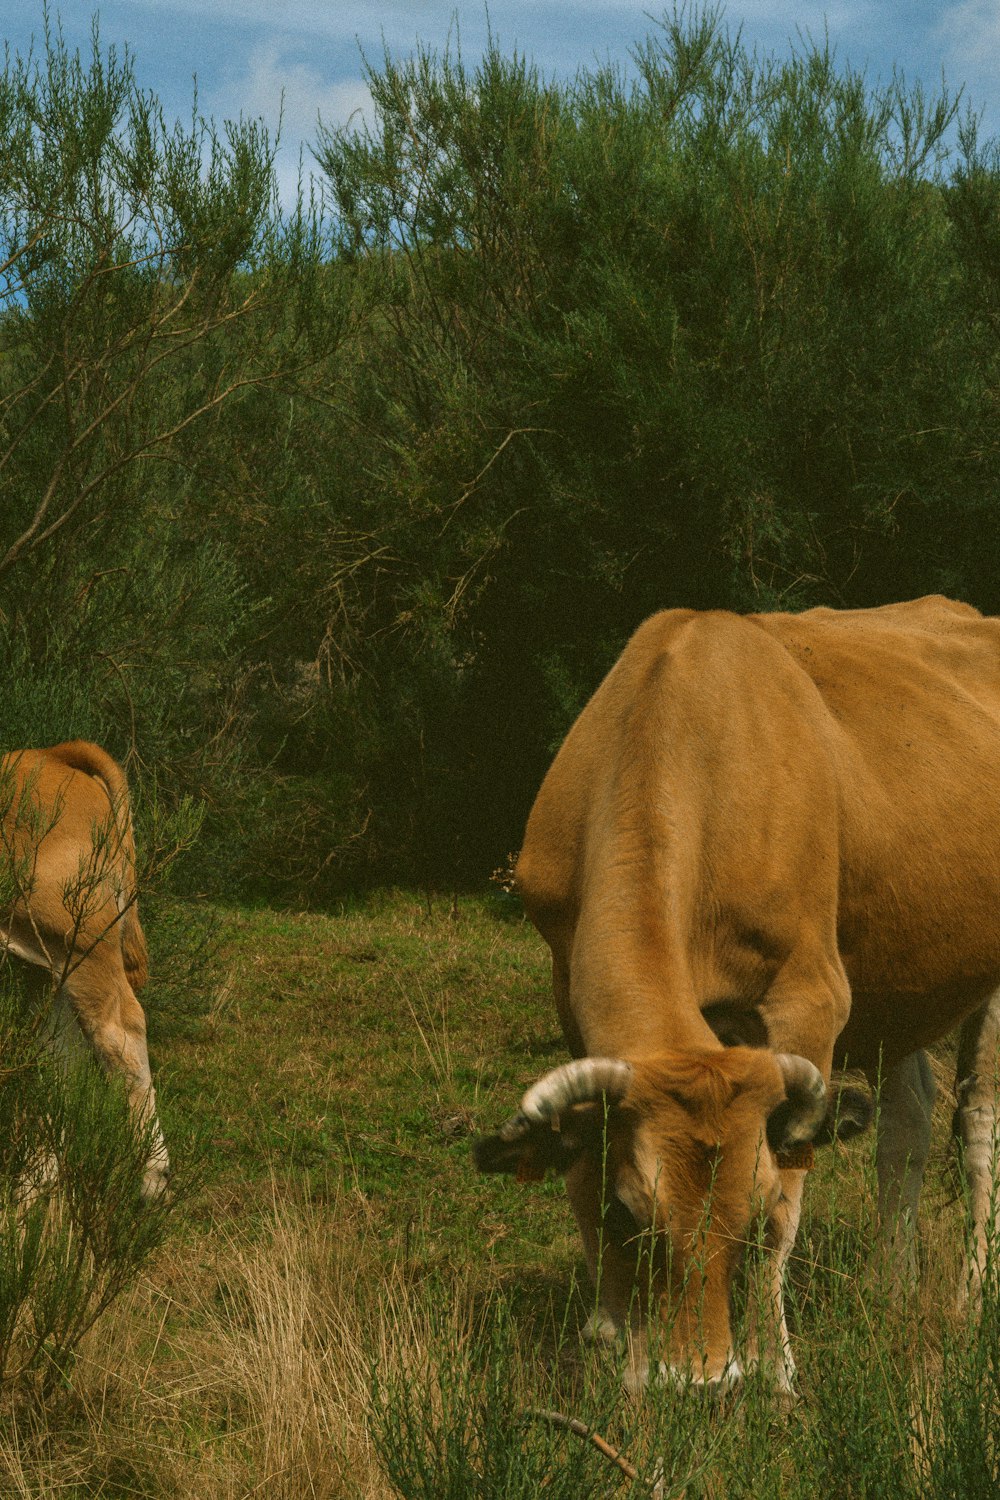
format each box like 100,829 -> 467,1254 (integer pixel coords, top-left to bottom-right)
837,886 -> 1000,1070
833,977 -> 998,1073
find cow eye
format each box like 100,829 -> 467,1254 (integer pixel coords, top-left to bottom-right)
605,1190 -> 642,1239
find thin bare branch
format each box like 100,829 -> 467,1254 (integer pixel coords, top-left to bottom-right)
524,1407 -> 651,1489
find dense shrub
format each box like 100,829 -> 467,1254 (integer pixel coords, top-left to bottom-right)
2,10 -> 999,893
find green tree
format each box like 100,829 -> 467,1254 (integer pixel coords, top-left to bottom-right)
0,13 -> 344,888
307,10 -> 1000,882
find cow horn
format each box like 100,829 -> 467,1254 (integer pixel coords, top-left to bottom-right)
773,1053 -> 827,1145
519,1058 -> 633,1124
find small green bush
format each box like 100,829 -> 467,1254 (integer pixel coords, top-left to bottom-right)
0,958 -> 180,1395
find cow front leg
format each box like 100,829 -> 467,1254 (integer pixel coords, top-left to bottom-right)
565,1154 -> 643,1347
870,1050 -> 935,1276
750,955 -> 850,1397
744,1167 -> 805,1398
954,991 -> 1000,1304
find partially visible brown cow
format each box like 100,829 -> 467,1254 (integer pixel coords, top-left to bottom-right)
476,596 -> 1000,1393
1,740 -> 167,1200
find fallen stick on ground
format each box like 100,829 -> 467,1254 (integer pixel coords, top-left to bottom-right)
525,1406 -> 662,1492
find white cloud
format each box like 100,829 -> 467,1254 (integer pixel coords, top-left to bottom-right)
204,41 -> 374,205
935,0 -> 1000,116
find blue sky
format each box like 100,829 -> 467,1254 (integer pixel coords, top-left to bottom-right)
1,3 -> 997,203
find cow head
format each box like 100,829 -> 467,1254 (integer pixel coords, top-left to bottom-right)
474,1047 -> 829,1390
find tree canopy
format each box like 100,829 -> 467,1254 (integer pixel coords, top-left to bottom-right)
3,10 -> 999,894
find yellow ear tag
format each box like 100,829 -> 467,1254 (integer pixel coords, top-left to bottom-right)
516,1153 -> 546,1184
774,1143 -> 815,1172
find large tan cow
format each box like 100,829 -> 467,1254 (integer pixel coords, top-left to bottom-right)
1,740 -> 167,1200
475,595 -> 1000,1394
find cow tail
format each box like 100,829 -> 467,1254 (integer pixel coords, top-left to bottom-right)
47,740 -> 150,991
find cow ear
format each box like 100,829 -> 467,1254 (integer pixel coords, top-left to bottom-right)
766,1054 -> 827,1153
811,1084 -> 874,1146
473,1119 -> 584,1181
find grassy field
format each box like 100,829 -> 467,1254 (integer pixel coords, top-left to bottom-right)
0,892 -> 995,1498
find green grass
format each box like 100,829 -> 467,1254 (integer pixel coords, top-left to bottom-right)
150,892 -> 573,1266
0,891 -> 995,1498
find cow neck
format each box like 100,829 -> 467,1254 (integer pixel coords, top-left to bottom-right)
571,964 -> 720,1060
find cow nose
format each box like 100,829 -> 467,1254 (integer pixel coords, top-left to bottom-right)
666,1357 -> 742,1394
625,1356 -> 743,1396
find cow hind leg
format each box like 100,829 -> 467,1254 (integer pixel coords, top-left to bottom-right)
58,957 -> 169,1201
954,992 -> 1000,1305
871,1050 -> 935,1276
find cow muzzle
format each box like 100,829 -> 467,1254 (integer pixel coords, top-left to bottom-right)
625,1354 -> 743,1398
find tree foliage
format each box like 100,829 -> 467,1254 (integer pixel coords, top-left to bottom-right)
2,9 -> 1000,891
307,10 -> 1000,880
